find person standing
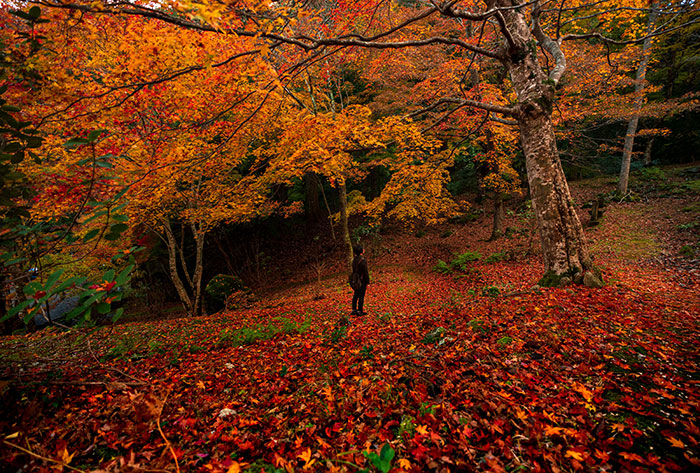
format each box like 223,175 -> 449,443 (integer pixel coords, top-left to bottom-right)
351,244 -> 369,316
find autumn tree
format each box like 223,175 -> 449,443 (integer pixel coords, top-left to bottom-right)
260,105 -> 457,268
30,0 -> 700,286
5,7 -> 288,317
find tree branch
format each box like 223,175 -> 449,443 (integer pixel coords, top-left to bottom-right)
532,2 -> 566,85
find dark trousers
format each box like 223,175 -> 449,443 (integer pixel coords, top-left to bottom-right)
352,285 -> 367,313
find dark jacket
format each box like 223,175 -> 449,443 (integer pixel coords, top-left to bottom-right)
352,255 -> 370,286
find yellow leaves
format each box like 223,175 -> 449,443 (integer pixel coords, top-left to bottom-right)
322,385 -> 334,403
297,448 -> 316,469
667,436 -> 686,448
397,458 -> 411,470
611,422 -> 626,433
415,424 -> 429,435
365,152 -> 459,226
226,463 -> 241,473
544,425 -> 563,437
514,408 -> 529,423
565,449 -> 584,461
61,447 -> 75,465
572,382 -> 594,402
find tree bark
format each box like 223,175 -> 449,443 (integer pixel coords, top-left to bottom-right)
191,223 -> 205,317
163,218 -> 194,315
644,137 -> 654,166
500,3 -> 594,282
338,180 -> 353,270
490,194 -> 504,240
618,2 -> 659,194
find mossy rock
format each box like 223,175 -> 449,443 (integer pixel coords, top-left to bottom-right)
538,267 -> 601,288
205,274 -> 252,312
583,270 -> 605,288
538,271 -> 562,287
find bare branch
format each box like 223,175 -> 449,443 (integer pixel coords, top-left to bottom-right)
532,2 -> 566,85
37,1 -> 504,59
410,97 -> 517,118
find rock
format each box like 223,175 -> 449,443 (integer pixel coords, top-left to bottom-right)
34,295 -> 80,327
224,363 -> 234,370
217,408 -> 237,418
558,276 -> 572,287
583,271 -> 605,288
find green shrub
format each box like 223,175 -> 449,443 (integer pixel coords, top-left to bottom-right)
450,208 -> 483,224
217,317 -> 308,347
677,221 -> 699,231
680,245 -> 696,258
326,325 -> 348,344
432,260 -> 452,274
639,167 -> 666,181
205,274 -> 249,312
440,229 -> 453,238
484,251 -> 507,263
352,223 -> 381,243
481,286 -> 501,297
450,251 -> 481,271
683,180 -> 700,193
414,229 -> 426,238
422,326 -> 446,344
497,336 -> 513,347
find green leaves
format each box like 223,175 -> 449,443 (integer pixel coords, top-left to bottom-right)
362,443 -> 395,473
9,6 -> 42,22
63,129 -> 109,148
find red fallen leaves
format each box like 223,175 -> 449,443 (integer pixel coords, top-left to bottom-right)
1,253 -> 699,472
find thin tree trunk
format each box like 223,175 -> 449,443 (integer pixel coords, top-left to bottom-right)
191,223 -> 205,317
213,232 -> 236,275
163,218 -> 193,315
319,177 -> 336,241
501,2 -> 596,284
176,222 -> 194,290
338,180 -> 353,270
618,2 -> 659,194
490,194 -> 504,240
644,137 -> 655,166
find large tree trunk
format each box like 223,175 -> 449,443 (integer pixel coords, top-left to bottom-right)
501,3 -> 598,285
618,2 -> 659,194
338,180 -> 353,270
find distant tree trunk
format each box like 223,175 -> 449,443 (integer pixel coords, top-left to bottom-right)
213,232 -> 236,275
502,3 -> 596,283
338,180 -> 353,270
305,172 -> 322,224
618,2 -> 659,194
191,223 -> 205,317
490,194 -> 504,240
644,137 -> 655,166
317,177 -> 336,241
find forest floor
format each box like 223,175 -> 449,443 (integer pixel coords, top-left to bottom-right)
1,166 -> 699,473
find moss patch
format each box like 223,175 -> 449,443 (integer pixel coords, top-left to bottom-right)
538,271 -> 562,287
